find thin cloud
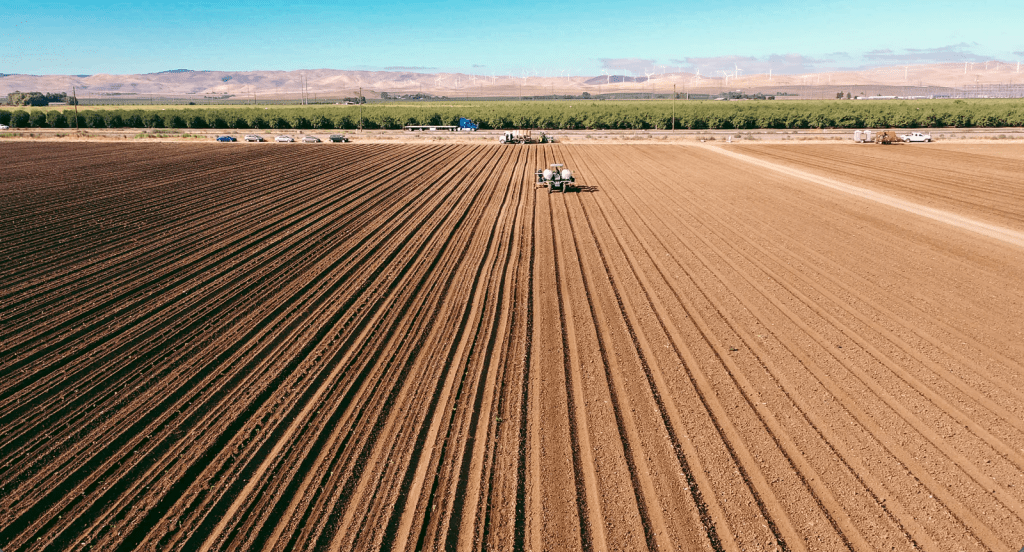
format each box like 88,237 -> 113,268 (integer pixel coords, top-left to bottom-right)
673,54 -> 838,76
599,58 -> 656,75
863,43 -> 987,64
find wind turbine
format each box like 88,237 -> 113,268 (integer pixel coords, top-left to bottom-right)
602,69 -> 611,84
734,63 -> 742,79
720,70 -> 729,87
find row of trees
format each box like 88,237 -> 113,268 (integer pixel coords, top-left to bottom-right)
2,100 -> 1023,130
5,91 -> 75,107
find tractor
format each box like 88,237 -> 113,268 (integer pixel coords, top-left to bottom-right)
500,130 -> 533,144
500,130 -> 554,144
536,163 -> 575,193
874,130 -> 901,145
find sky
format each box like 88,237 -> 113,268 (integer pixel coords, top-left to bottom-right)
2,0 -> 1022,77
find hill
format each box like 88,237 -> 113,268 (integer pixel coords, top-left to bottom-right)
2,62 -> 1023,100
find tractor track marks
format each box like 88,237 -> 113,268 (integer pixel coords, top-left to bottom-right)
1,142 -> 1022,551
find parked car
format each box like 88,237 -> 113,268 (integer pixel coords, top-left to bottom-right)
900,132 -> 932,143
215,135 -> 236,142
244,134 -> 263,142
302,135 -> 321,143
0,124 -> 9,130
275,135 -> 294,143
328,134 -> 349,142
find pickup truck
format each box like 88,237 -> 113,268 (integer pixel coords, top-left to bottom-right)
900,132 -> 932,143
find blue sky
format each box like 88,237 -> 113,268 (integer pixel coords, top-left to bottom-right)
2,0 -> 1022,76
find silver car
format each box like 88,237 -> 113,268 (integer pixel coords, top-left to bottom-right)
302,135 -> 321,143
275,135 -> 294,143
244,134 -> 263,142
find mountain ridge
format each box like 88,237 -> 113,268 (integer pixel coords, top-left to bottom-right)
3,62 -> 1023,99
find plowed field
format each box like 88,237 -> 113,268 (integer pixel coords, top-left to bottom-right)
2,142 -> 1023,551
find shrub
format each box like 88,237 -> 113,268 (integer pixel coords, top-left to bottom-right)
28,110 -> 48,127
183,113 -> 206,129
9,110 -> 30,127
142,112 -> 164,128
105,113 -> 124,128
122,111 -> 145,128
46,110 -> 67,128
245,113 -> 267,129
165,114 -> 186,128
309,113 -> 329,129
269,116 -> 288,129
204,112 -> 228,128
84,111 -> 107,128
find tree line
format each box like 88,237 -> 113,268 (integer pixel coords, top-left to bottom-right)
2,99 -> 1023,130
5,91 -> 76,107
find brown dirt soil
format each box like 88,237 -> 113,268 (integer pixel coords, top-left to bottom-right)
727,142 -> 1024,232
1,142 -> 1022,551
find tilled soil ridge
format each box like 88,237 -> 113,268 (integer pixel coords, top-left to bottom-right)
1,142 -> 1022,551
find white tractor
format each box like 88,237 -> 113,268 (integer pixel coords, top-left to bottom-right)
536,163 -> 575,193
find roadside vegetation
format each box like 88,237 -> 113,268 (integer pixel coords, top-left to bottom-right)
1,99 -> 1022,130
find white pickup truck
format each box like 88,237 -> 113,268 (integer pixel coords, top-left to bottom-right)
900,132 -> 932,143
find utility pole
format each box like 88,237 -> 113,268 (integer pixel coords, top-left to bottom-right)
358,87 -> 363,132
73,86 -> 79,130
672,84 -> 676,131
